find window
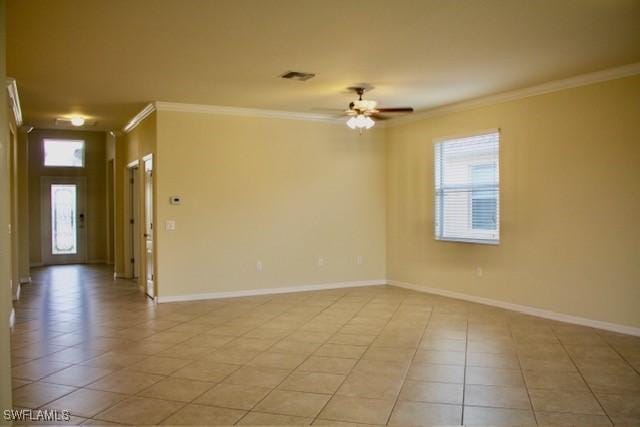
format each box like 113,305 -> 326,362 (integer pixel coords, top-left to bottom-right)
44,139 -> 85,167
434,131 -> 499,244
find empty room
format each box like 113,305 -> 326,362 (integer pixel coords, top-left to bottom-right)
0,0 -> 639,425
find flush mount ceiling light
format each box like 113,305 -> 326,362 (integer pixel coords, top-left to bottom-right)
55,116 -> 96,127
70,116 -> 85,126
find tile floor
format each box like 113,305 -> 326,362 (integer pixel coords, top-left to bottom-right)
9,265 -> 640,425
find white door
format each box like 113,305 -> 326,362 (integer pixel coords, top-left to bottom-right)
41,177 -> 87,265
143,157 -> 154,298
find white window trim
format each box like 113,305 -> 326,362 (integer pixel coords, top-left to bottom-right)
433,129 -> 501,245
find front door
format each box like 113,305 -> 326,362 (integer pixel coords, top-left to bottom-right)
41,177 -> 87,265
143,157 -> 154,298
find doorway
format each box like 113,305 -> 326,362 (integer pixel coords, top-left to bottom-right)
125,163 -> 140,280
143,155 -> 154,299
40,176 -> 87,265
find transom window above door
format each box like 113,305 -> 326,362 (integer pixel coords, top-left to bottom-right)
44,139 -> 85,167
434,130 -> 500,244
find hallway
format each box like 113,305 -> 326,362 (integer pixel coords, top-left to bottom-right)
9,265 -> 640,425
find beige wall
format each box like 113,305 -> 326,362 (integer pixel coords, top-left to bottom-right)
155,111 -> 386,298
0,0 -> 14,413
386,75 -> 640,329
28,129 -> 107,264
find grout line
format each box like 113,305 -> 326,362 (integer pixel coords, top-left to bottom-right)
460,312 -> 470,425
551,327 -> 615,425
509,322 -> 538,425
383,296 -> 434,425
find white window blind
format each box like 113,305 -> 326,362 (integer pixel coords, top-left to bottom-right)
434,131 -> 500,244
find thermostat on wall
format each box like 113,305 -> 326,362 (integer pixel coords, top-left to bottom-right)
169,196 -> 182,205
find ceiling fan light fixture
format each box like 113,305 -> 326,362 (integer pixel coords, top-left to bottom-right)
346,114 -> 375,131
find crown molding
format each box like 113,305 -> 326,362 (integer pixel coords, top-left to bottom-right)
123,102 -> 156,133
155,101 -> 342,124
6,78 -> 23,127
389,62 -> 640,127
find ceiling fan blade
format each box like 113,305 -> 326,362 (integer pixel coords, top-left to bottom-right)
370,113 -> 391,121
376,107 -> 414,113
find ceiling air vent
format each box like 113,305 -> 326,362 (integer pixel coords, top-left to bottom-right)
280,71 -> 316,81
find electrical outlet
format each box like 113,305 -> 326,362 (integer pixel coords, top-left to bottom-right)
317,257 -> 325,267
476,267 -> 483,277
256,261 -> 263,272
357,255 -> 363,265
165,220 -> 176,231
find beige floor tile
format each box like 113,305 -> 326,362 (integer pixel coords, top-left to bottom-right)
41,365 -> 113,387
201,348 -> 260,364
255,390 -> 330,418
298,356 -> 357,375
95,396 -> 184,425
319,395 -> 395,425
238,411 -> 313,425
351,359 -> 408,378
388,401 -> 462,426
465,366 -> 524,386
127,355 -> 193,375
12,382 -> 76,408
314,344 -> 367,359
466,351 -> 520,369
270,339 -> 322,355
80,352 -> 147,370
535,411 -> 612,426
519,356 -> 578,372
314,419 -> 383,426
225,337 -> 279,351
407,362 -> 464,383
86,370 -> 163,394
596,392 -> 640,417
419,337 -> 466,352
336,372 -> 403,400
529,388 -> 605,415
46,388 -> 126,418
139,377 -> 215,402
195,382 -> 272,410
247,351 -> 307,369
361,347 -> 414,364
413,349 -> 465,365
224,365 -> 291,388
523,370 -> 588,391
161,403 -> 246,425
171,360 -> 239,382
279,371 -> 345,394
328,334 -> 376,346
12,378 -> 30,389
463,405 -> 537,426
12,360 -> 71,381
464,384 -> 531,409
398,380 -> 463,405
582,369 -> 640,393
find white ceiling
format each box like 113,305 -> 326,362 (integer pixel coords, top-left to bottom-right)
7,0 -> 640,130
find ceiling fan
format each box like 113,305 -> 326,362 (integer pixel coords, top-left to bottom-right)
343,86 -> 414,131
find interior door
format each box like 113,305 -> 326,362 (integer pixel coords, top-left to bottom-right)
143,157 -> 154,298
41,177 -> 87,265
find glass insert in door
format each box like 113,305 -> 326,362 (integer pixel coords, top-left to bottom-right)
51,184 -> 78,255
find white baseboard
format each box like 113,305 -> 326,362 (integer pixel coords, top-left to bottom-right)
9,308 -> 15,329
389,280 -> 640,337
13,283 -> 21,301
157,279 -> 387,303
19,276 -> 31,284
